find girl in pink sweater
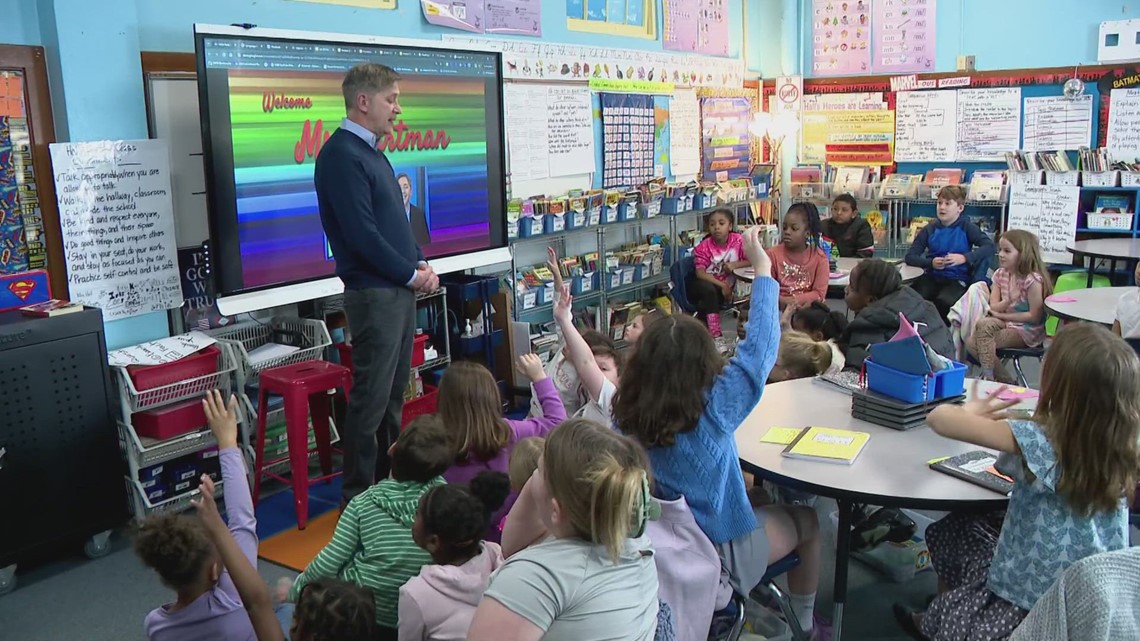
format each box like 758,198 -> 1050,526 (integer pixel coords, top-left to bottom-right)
399,471 -> 511,641
688,208 -> 748,337
767,203 -> 829,308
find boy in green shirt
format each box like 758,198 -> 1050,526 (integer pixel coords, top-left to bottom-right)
290,415 -> 452,635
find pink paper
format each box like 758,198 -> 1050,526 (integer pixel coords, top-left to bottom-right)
872,0 -> 937,73
663,0 -> 730,56
811,0 -> 871,75
997,387 -> 1039,401
1046,295 -> 1077,303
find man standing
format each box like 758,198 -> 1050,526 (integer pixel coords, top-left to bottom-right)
396,173 -> 432,247
314,63 -> 439,505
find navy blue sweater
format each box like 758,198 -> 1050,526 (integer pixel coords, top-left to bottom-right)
904,215 -> 994,283
314,128 -> 424,290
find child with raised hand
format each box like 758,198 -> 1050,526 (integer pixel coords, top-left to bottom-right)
468,418 -> 660,641
821,193 -> 875,258
768,202 -> 830,308
134,389 -> 257,641
554,282 -> 622,427
969,229 -> 1052,383
398,471 -> 511,641
905,184 -> 996,321
896,324 -> 1140,641
686,207 -> 748,337
613,226 -> 829,639
191,475 -> 379,641
530,247 -> 621,417
440,355 -> 566,542
290,415 -> 454,639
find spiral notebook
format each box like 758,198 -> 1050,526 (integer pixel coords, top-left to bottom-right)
781,427 -> 870,465
929,451 -> 1015,496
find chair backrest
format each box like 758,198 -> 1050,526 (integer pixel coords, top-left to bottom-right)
669,255 -> 697,314
1046,271 -> 1112,337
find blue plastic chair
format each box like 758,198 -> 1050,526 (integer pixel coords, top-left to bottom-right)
669,254 -> 698,315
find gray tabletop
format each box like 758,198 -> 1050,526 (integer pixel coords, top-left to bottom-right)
1044,287 -> 1129,325
736,378 -> 1027,508
1067,238 -> 1140,260
733,257 -> 923,288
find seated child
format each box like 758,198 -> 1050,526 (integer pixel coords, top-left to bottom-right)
842,258 -> 954,369
770,330 -> 843,382
1113,261 -> 1140,339
440,355 -> 566,542
399,471 -> 511,641
686,207 -> 748,337
135,390 -> 258,641
531,247 -> 622,417
495,436 -> 546,540
768,202 -> 830,308
554,285 -> 623,427
967,230 -> 1051,383
470,418 -> 660,641
782,301 -> 847,375
904,185 -> 995,321
613,227 -> 829,638
899,324 -> 1139,640
289,415 -> 453,638
192,473 -> 379,641
820,194 -> 875,258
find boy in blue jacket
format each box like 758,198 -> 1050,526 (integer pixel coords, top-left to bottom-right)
904,184 -> 995,321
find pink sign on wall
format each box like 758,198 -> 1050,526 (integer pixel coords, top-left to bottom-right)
873,0 -> 936,73
811,0 -> 872,76
664,0 -> 730,57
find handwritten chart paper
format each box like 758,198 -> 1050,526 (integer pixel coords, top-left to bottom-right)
895,90 -> 957,162
1107,88 -> 1140,162
872,0 -> 936,73
50,139 -> 181,321
669,89 -> 702,177
811,0 -> 871,75
1022,95 -> 1093,152
956,88 -> 1022,162
486,0 -> 541,35
107,331 -> 216,367
546,86 -> 596,177
1007,184 -> 1080,264
504,85 -> 549,181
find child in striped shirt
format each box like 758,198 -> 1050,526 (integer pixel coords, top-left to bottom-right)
289,415 -> 453,640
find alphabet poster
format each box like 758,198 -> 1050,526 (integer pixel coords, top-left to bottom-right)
49,139 -> 182,320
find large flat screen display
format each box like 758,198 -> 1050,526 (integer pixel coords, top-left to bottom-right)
195,27 -> 507,297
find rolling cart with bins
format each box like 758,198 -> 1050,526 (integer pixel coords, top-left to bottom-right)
112,341 -> 241,519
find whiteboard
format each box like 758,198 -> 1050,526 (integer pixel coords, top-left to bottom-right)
894,90 -> 958,162
145,74 -> 209,249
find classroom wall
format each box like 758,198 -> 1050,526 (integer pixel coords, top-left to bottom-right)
12,0 -> 761,350
801,0 -> 1139,77
0,0 -> 42,46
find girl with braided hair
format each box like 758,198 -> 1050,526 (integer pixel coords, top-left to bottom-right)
767,203 -> 829,308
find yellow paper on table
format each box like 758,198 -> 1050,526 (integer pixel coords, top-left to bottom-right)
761,427 -> 804,445
782,427 -> 870,465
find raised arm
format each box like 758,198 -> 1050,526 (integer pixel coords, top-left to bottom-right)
510,354 -> 568,439
193,476 -> 284,641
500,472 -> 549,558
201,391 -> 258,600
705,227 -> 780,433
552,284 -> 606,402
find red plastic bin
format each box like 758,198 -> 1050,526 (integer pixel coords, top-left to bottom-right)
411,333 -> 430,367
127,345 -> 222,392
132,397 -> 208,440
401,385 -> 438,429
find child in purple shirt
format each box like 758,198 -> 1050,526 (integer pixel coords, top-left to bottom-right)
134,390 -> 258,641
438,354 -> 567,541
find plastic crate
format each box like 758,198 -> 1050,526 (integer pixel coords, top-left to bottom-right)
114,342 -> 238,413
118,420 -> 221,477
1087,212 -> 1133,230
127,345 -> 222,391
207,317 -> 332,387
865,359 -> 967,404
126,476 -> 224,520
401,385 -> 439,428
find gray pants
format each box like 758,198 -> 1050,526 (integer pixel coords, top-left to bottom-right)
342,286 -> 416,502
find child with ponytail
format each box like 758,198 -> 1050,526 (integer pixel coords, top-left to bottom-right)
468,418 -> 660,641
399,471 -> 512,641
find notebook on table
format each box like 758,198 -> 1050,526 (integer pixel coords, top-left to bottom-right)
815,370 -> 863,394
781,427 -> 870,465
929,451 -> 1014,496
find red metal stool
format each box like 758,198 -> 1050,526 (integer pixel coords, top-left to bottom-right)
254,360 -> 352,529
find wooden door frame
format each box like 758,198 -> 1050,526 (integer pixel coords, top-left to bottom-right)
0,45 -> 64,298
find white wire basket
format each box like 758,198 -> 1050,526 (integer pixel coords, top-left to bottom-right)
118,421 -> 220,479
208,318 -> 332,388
1086,212 -> 1134,230
113,342 -> 238,414
126,476 -> 225,520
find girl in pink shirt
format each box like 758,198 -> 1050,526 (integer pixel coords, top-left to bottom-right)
688,208 -> 748,337
767,203 -> 829,308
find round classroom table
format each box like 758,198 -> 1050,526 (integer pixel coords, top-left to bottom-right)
1067,239 -> 1140,288
1043,286 -> 1129,326
732,257 -> 923,289
736,378 -> 1026,640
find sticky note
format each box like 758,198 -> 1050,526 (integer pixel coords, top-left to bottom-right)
761,427 -> 802,445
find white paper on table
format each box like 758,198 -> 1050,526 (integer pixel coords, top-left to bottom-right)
108,331 -> 216,367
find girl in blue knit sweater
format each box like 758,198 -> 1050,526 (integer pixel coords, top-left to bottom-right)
613,226 -> 828,639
